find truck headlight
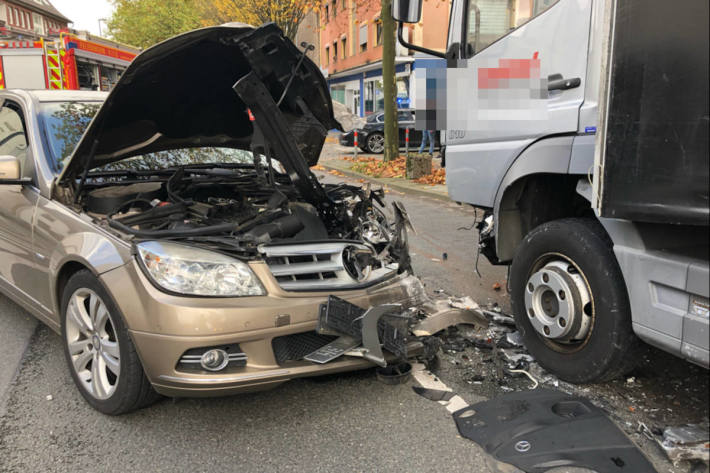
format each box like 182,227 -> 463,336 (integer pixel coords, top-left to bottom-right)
136,241 -> 265,297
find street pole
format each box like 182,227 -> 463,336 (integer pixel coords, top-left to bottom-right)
98,18 -> 107,37
381,0 -> 398,162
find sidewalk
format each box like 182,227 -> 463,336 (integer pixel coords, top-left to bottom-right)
318,140 -> 450,202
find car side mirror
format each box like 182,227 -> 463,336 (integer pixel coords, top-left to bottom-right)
392,0 -> 422,23
0,155 -> 29,185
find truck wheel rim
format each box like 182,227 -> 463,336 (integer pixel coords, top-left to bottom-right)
524,254 -> 594,352
65,288 -> 121,400
368,134 -> 384,153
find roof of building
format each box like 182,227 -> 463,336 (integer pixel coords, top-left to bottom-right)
10,0 -> 72,24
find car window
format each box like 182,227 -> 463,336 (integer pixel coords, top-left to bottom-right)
40,101 -> 101,171
465,0 -> 559,57
376,114 -> 385,123
0,103 -> 29,175
397,111 -> 414,122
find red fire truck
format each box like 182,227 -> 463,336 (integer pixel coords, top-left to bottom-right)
0,33 -> 137,91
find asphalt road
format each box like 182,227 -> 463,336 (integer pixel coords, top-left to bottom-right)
0,169 -> 507,473
0,162 -> 706,473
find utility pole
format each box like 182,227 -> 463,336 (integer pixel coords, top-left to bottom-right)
381,0 -> 398,161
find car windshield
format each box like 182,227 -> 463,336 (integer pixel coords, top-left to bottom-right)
40,101 -> 101,171
39,101 -> 262,173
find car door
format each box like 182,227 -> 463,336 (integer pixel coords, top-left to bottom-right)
0,100 -> 44,309
444,0 -> 592,206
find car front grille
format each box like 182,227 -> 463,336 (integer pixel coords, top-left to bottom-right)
272,331 -> 337,365
260,242 -> 397,291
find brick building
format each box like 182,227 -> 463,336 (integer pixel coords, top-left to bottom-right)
0,0 -> 70,40
319,0 -> 450,116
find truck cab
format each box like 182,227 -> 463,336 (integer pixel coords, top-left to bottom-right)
393,0 -> 709,382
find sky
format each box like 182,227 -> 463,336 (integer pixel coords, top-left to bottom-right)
50,0 -> 115,36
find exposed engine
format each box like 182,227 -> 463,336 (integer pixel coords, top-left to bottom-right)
79,164 -> 411,273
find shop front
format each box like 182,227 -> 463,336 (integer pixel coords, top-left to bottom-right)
327,57 -> 442,117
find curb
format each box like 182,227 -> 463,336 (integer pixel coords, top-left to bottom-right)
319,162 -> 452,203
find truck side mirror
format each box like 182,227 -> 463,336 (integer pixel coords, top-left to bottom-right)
392,0 -> 422,23
0,155 -> 28,185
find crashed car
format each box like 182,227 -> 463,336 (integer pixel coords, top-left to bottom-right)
0,24 -> 479,415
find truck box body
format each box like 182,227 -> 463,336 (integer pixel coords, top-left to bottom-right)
597,0 -> 709,226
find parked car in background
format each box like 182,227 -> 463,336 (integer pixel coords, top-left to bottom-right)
339,109 -> 441,154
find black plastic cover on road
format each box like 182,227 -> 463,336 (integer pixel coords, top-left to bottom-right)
452,389 -> 656,473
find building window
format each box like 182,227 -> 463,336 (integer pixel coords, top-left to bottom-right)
359,24 -> 368,52
333,41 -> 338,62
332,0 -> 337,17
324,46 -> 330,65
33,13 -> 45,35
324,4 -> 329,23
376,18 -> 383,45
364,79 -> 383,114
341,37 -> 347,59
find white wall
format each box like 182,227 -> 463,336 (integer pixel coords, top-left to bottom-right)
3,55 -> 46,89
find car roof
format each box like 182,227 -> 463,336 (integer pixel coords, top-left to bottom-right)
6,89 -> 108,102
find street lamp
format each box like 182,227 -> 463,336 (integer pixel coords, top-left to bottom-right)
98,18 -> 107,37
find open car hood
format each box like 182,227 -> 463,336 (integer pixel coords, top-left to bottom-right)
58,23 -> 339,183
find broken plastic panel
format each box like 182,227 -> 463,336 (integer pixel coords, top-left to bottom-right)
452,389 -> 656,473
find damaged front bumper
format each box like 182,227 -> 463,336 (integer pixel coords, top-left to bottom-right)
103,261 -> 483,397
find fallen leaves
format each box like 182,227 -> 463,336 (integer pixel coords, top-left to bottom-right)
328,169 -> 345,177
413,167 -> 446,185
310,164 -> 326,171
344,156 -> 408,178
342,155 -> 446,185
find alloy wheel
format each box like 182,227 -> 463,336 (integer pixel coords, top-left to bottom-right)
65,288 -> 121,400
367,134 -> 385,153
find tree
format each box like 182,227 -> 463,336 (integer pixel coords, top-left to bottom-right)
381,0 -> 398,161
107,0 -> 207,49
211,0 -> 316,40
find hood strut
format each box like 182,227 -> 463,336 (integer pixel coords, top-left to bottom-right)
233,72 -> 337,226
276,41 -> 315,107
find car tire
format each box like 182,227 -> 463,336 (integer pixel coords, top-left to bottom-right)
365,132 -> 385,154
61,270 -> 160,415
509,218 -> 640,383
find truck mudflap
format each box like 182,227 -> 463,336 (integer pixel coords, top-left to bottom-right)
305,293 -> 488,367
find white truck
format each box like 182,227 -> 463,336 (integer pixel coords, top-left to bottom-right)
392,0 -> 709,382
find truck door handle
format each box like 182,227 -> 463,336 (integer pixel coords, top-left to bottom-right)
547,75 -> 581,91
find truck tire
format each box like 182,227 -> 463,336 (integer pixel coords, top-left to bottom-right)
509,218 -> 640,383
61,270 -> 161,415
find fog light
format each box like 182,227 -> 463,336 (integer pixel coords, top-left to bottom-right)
200,349 -> 229,371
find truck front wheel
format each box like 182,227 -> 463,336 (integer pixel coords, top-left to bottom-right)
510,218 -> 640,383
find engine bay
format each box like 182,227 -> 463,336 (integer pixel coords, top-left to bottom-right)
77,162 -> 411,272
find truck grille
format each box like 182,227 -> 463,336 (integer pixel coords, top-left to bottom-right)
260,242 -> 397,291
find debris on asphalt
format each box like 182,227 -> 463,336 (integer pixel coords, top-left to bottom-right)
375,362 -> 412,385
492,282 -> 502,291
496,331 -> 523,349
481,308 -> 516,327
45,395 -> 53,401
451,389 -> 656,473
411,363 -> 469,413
658,424 -> 710,465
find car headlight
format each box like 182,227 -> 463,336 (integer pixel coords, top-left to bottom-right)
136,241 -> 265,297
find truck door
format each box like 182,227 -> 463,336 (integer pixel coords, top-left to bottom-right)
444,0 -> 592,207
